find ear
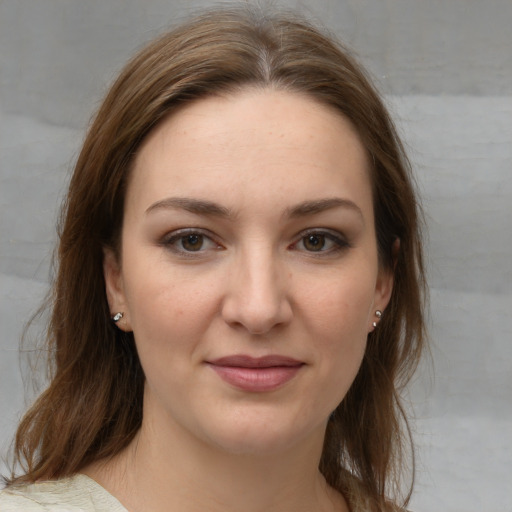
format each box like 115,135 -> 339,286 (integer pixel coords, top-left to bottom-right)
374,264 -> 394,312
371,238 -> 399,330
103,248 -> 132,331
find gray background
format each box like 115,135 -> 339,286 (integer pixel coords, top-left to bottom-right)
1,1 -> 511,510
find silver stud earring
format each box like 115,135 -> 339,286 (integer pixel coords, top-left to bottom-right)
112,312 -> 124,322
372,310 -> 382,328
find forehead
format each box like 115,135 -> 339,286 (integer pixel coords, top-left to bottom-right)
127,89 -> 372,217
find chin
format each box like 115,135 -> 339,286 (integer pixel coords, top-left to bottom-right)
198,408 -> 325,457
209,430 -> 301,457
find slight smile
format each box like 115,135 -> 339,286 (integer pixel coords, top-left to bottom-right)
206,355 -> 305,392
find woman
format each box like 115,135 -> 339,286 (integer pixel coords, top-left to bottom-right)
1,7 -> 426,512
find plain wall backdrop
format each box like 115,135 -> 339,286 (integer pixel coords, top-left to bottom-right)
1,1 -> 511,510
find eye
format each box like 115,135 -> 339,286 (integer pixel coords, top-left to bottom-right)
302,233 -> 328,252
161,229 -> 221,255
181,233 -> 206,251
292,230 -> 349,254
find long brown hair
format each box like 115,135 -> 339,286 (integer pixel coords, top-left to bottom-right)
8,7 -> 427,510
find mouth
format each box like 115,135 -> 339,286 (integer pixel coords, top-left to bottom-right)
205,355 -> 304,392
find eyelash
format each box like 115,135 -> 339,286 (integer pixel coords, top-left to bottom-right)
290,229 -> 350,256
159,228 -> 349,257
160,228 -> 223,257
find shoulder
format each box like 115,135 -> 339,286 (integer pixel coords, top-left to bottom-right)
0,474 -> 127,511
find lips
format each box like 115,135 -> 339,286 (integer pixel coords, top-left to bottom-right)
206,355 -> 304,392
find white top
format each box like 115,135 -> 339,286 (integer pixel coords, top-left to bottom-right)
0,474 -> 127,511
0,473 -> 374,511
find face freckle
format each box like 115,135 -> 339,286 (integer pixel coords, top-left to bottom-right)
104,88 -> 393,456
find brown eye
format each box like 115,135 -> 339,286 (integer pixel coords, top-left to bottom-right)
181,234 -> 204,251
162,229 -> 221,256
292,230 -> 349,255
303,234 -> 326,252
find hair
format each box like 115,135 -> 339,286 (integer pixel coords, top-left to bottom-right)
7,7 -> 427,511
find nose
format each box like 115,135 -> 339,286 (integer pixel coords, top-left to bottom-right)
221,247 -> 293,335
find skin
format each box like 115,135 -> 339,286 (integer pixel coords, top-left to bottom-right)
92,88 -> 393,512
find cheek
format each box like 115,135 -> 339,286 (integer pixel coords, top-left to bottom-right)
122,257 -> 221,351
300,271 -> 374,383
304,271 -> 375,337
123,268 -> 223,397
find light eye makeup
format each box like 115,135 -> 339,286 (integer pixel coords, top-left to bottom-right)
290,228 -> 350,256
158,226 -> 351,260
159,228 -> 223,257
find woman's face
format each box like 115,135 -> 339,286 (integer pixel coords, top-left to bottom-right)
105,89 -> 393,455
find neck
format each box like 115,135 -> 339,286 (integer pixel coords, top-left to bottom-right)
85,417 -> 347,512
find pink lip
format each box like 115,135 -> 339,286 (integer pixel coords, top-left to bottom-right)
206,355 -> 304,392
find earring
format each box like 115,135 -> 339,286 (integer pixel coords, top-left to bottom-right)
112,312 -> 124,322
372,310 -> 382,328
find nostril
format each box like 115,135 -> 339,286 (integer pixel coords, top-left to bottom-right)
221,291 -> 293,335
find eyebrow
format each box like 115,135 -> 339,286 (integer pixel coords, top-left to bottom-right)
285,198 -> 364,221
145,197 -> 232,217
145,196 -> 363,222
